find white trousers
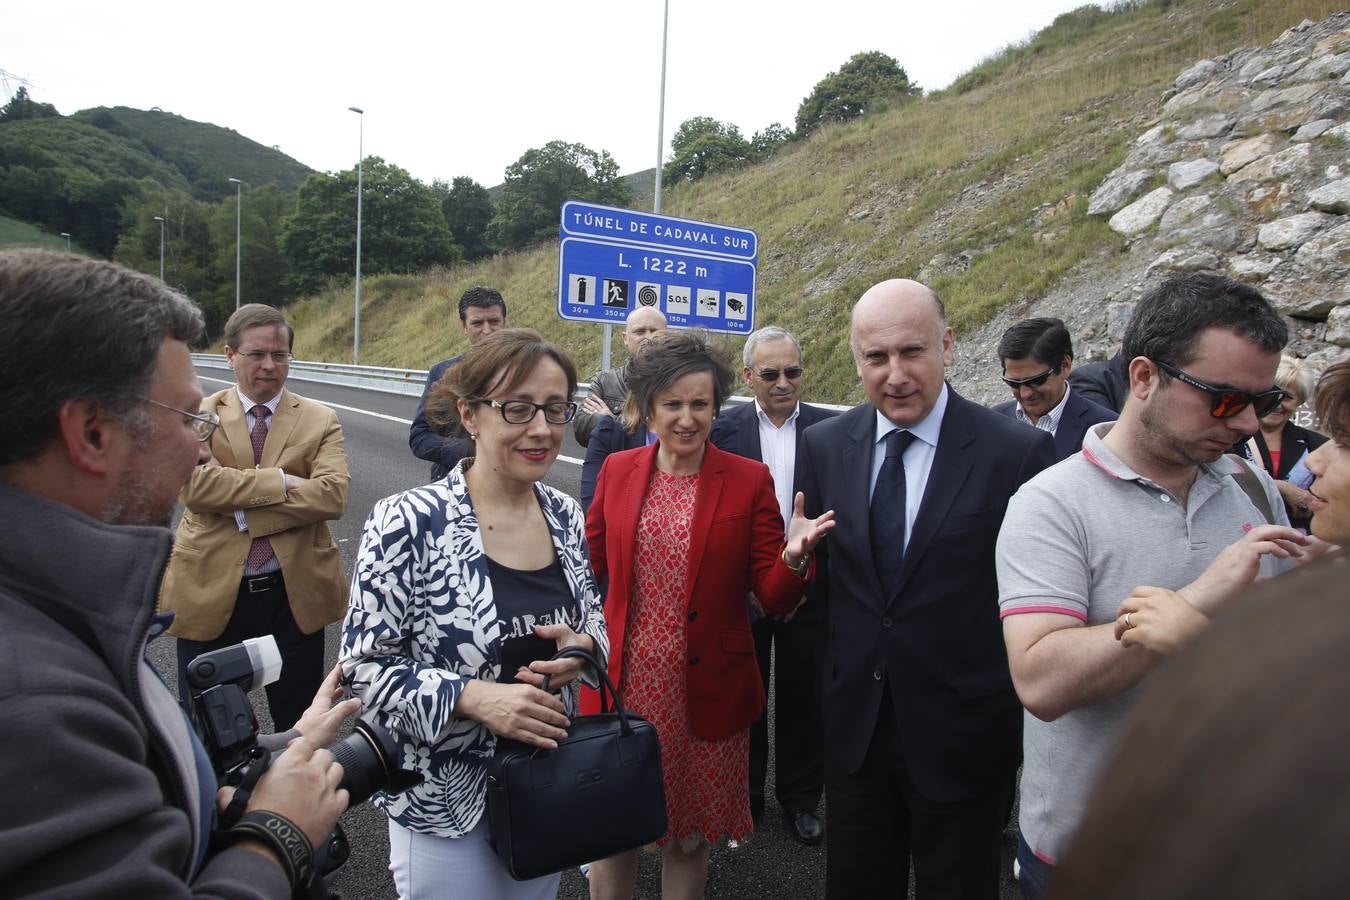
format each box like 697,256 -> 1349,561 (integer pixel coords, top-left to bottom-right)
387,817 -> 561,900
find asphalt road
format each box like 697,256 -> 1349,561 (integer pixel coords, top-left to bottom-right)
163,366 -> 1019,899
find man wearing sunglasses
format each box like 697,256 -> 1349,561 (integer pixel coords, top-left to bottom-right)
997,273 -> 1318,900
709,326 -> 837,846
992,317 -> 1116,462
161,303 -> 350,734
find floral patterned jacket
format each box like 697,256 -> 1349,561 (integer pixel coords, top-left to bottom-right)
340,460 -> 609,836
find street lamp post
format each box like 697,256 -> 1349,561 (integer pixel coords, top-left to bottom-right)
229,177 -> 242,309
60,232 -> 71,251
348,106 -> 364,365
152,216 -> 165,281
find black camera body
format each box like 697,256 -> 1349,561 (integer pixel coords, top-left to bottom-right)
185,637 -> 420,896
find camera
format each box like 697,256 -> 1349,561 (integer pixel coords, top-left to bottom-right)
186,636 -> 420,896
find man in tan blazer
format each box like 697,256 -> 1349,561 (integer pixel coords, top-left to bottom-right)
161,303 -> 350,730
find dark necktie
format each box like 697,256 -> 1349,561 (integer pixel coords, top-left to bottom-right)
245,405 -> 276,571
870,429 -> 917,599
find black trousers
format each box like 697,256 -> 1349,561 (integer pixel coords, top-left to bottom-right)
824,691 -> 1012,900
175,572 -> 325,733
749,605 -> 826,815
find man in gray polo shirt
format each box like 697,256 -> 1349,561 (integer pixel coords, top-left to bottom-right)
996,273 -> 1319,899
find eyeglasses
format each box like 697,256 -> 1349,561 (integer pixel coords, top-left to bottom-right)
754,366 -> 804,382
142,398 -> 220,441
487,399 -> 578,425
235,350 -> 292,364
1002,366 -> 1060,390
1150,359 -> 1289,419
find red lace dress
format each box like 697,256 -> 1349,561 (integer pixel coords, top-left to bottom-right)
620,469 -> 753,849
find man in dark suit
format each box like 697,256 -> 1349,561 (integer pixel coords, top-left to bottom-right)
709,326 -> 837,846
1068,350 -> 1128,412
992,317 -> 1116,462
799,279 -> 1055,899
580,413 -> 650,512
408,285 -> 506,481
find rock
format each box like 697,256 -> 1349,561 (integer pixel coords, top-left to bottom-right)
1158,195 -> 1213,232
1251,62 -> 1302,86
1246,182 -> 1294,218
1309,178 -> 1350,213
1176,114 -> 1235,140
1298,52 -> 1350,82
1293,119 -> 1337,141
1326,304 -> 1350,346
1174,59 -> 1219,91
1277,20 -> 1317,45
1146,247 -> 1220,275
1304,345 -> 1349,372
1164,87 -> 1246,118
1088,170 -> 1153,216
1168,158 -> 1220,190
1313,27 -> 1350,56
1231,105 -> 1316,137
1228,143 -> 1313,183
1239,54 -> 1274,82
1220,134 -> 1281,175
1257,212 -> 1335,251
1285,220 -> 1350,316
1247,83 -> 1323,113
1109,187 -> 1174,236
1323,122 -> 1350,142
1229,253 -> 1283,281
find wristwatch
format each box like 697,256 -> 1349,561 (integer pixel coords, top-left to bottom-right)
781,548 -> 809,577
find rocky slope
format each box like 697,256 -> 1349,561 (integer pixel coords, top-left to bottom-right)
950,12 -> 1350,405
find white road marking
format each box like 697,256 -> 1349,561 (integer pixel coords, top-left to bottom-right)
197,374 -> 583,466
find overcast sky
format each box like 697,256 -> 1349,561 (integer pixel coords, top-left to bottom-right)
4,1 -> 1092,187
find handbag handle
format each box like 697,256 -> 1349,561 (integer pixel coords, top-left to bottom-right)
538,646 -> 636,737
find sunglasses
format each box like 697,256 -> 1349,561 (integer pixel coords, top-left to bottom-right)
1001,366 -> 1060,390
1150,359 -> 1289,419
754,366 -> 804,382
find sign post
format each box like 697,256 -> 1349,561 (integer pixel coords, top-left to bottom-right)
558,201 -> 758,335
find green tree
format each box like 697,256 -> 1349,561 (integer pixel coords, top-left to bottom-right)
281,157 -> 460,295
0,87 -> 60,123
487,141 -> 631,251
749,122 -> 793,160
663,117 -> 751,184
795,51 -> 922,136
210,183 -> 292,313
441,176 -> 494,260
114,188 -> 222,332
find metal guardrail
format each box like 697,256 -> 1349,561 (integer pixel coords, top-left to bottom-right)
191,354 -> 851,411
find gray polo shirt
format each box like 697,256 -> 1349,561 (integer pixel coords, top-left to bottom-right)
996,422 -> 1289,864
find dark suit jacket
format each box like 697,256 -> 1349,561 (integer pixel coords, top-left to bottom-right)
1067,352 -> 1128,413
709,401 -> 837,619
579,415 -> 649,512
799,388 -> 1055,803
992,389 -> 1116,461
584,441 -> 809,740
409,355 -> 474,481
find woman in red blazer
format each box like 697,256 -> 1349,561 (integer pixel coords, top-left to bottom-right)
584,331 -> 833,900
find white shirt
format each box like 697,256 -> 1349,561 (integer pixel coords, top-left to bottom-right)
1014,383 -> 1073,436
754,400 -> 800,535
868,384 -> 949,554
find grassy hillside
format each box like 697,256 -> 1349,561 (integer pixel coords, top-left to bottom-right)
0,214 -> 83,252
0,116 -> 192,190
70,106 -> 313,198
287,0 -> 1344,403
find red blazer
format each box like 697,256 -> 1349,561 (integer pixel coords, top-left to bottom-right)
584,440 -> 809,740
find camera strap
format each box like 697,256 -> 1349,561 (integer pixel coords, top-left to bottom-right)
219,751 -> 270,830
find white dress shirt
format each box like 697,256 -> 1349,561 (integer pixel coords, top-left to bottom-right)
1013,383 -> 1073,436
754,400 -> 800,535
868,384 -> 949,554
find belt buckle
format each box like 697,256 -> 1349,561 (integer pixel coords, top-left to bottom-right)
245,574 -> 274,594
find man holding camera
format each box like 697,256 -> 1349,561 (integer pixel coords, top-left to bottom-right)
0,249 -> 350,897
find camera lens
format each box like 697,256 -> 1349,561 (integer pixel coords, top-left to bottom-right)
326,718 -> 421,806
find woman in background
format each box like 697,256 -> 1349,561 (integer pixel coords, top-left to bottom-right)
341,328 -> 608,900
1244,355 -> 1326,530
584,330 -> 834,900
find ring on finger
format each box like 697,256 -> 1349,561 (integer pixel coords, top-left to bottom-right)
1123,612 -> 1134,629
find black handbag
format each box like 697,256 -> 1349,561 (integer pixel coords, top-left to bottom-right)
485,646 -> 667,881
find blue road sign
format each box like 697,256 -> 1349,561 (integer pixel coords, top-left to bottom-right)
558,201 -> 758,334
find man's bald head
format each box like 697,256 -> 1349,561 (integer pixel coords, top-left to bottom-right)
623,306 -> 668,356
850,278 -> 954,427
